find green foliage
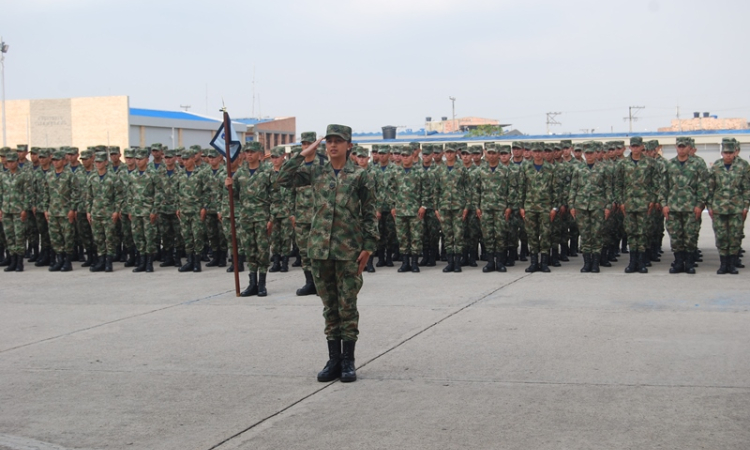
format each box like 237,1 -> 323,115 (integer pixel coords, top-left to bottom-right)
464,125 -> 505,137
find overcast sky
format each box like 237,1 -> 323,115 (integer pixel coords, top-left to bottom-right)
4,0 -> 749,137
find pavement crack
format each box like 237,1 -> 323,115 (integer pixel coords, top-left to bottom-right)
0,290 -> 233,355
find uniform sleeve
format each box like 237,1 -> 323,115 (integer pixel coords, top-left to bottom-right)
276,153 -> 309,188
42,174 -> 51,212
358,171 -> 379,253
70,173 -> 81,212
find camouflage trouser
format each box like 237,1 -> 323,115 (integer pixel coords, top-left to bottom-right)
91,215 -> 118,256
624,211 -> 648,252
550,212 -> 564,247
648,209 -> 664,248
479,210 -> 507,253
577,209 -> 604,254
396,215 -> 423,254
33,212 -> 51,249
221,215 -> 244,260
565,212 -> 578,243
613,209 -> 626,246
2,213 -> 26,255
463,209 -> 481,253
0,222 -> 5,248
422,209 -> 440,251
76,212 -> 95,251
294,222 -> 312,271
601,214 -> 616,248
180,213 -> 204,255
243,220 -> 269,273
525,211 -> 551,254
25,210 -> 38,248
131,216 -> 158,255
120,214 -> 134,248
507,210 -> 524,250
712,214 -> 743,256
159,212 -> 181,251
311,258 -> 362,342
270,216 -> 293,256
665,212 -> 698,253
378,212 -> 396,251
439,209 -> 464,253
205,213 -> 227,252
48,216 -> 76,254
687,213 -> 702,251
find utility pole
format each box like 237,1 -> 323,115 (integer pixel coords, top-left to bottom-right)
1,37 -> 8,147
180,105 -> 191,112
449,96 -> 456,132
546,112 -> 561,134
623,106 -> 645,133
676,105 -> 682,132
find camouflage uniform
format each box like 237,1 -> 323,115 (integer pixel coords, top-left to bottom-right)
127,149 -> 162,258
43,151 -> 80,259
0,153 -> 31,260
29,148 -> 51,262
518,148 -> 557,271
374,146 -> 396,266
293,138 -> 318,273
204,149 -> 229,263
474,145 -> 515,271
72,150 -> 96,261
462,146 -> 483,265
269,146 -> 293,267
86,154 -> 121,264
433,144 -> 469,270
176,149 -> 209,259
276,124 -> 378,344
158,149 -> 183,263
419,145 -> 440,265
390,152 -> 430,270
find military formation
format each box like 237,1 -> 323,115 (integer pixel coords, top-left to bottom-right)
0,135 -> 748,284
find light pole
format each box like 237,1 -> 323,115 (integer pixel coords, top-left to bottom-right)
449,96 -> 456,133
1,37 -> 8,147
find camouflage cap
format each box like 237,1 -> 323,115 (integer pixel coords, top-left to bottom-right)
445,142 -> 458,151
511,141 -> 524,149
123,148 -> 136,158
484,142 -> 496,149
51,150 -> 67,160
5,151 -> 18,162
164,148 -> 177,158
606,141 -> 616,150
325,124 -> 352,142
204,148 -> 219,158
243,142 -> 264,153
94,153 -> 108,162
0,147 -> 9,157
630,136 -> 644,146
135,148 -> 150,159
300,132 -> 317,143
108,146 -> 121,155
543,144 -> 554,152
583,144 -> 595,153
66,146 -> 79,155
458,142 -> 468,150
377,145 -> 390,154
38,148 -> 52,158
531,143 -> 543,152
189,144 -> 202,152
523,142 -> 534,150
432,143 -> 444,152
573,144 -> 584,152
645,140 -> 659,151
80,149 -> 94,159
150,143 -> 163,151
497,145 -> 511,154
29,147 -> 41,154
552,143 -> 562,151
270,146 -> 285,157
615,141 -> 625,149
181,148 -> 196,159
391,145 -> 404,155
16,144 -> 28,152
560,140 -> 572,148
723,141 -> 737,152
469,145 -> 483,155
594,141 -> 604,152
421,145 -> 433,155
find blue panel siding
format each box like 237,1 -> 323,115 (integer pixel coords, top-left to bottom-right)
129,108 -> 218,122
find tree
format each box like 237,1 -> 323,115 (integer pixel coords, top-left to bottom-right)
464,125 -> 505,137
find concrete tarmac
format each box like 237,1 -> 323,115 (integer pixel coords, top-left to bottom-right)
1,221 -> 749,450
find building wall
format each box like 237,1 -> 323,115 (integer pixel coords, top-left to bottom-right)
255,117 -> 296,150
658,117 -> 749,132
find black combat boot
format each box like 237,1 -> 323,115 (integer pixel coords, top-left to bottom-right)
453,254 -> 462,273
482,252 -> 496,273
443,254 -> 455,273
519,242 -> 529,261
61,253 -> 73,272
669,252 -> 684,274
70,246 -> 80,262
123,247 -> 136,267
292,245 -> 302,267
440,241 -> 447,261
609,245 -> 618,262
540,252 -> 551,273
104,256 -> 114,273
559,243 -> 570,262
505,248 -> 515,267
398,254 -> 412,273
257,272 -> 267,296
624,251 -> 637,274
3,255 -> 17,272
392,246 -> 402,262
734,254 -> 745,269
727,255 -> 739,275
159,248 -> 174,267
551,247 -> 561,267
296,270 -> 317,296
716,255 -> 728,275
280,255 -> 289,273
90,256 -> 105,272
590,253 -> 600,273
82,249 -> 96,268
49,253 -> 64,272
193,253 -> 202,272
418,245 -> 429,266
0,248 -> 9,266
28,244 -> 38,262
340,341 -> 357,383
178,254 -> 194,272
525,253 -> 539,273
268,254 -> 280,272
35,248 -> 49,266
469,248 -> 478,267
227,254 -> 245,272
568,237 -> 578,257
599,248 -> 611,267
637,251 -> 649,274
375,247 -> 386,267
200,246 -> 210,262
580,253 -> 591,273
132,255 -> 146,273
427,246 -> 437,267
684,251 -> 696,274
495,252 -> 507,273
218,250 -> 227,268
173,250 -> 182,269
240,271 -> 258,296
411,255 -> 420,273
206,249 -> 221,267
385,249 -> 394,267
145,255 -> 154,273
317,339 -> 342,382
649,244 -> 661,262
366,255 -> 375,273
621,237 -> 629,254
13,254 -> 23,272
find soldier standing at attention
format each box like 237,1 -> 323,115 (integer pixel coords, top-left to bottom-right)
268,146 -> 293,273
293,132 -> 321,295
475,144 -> 514,273
204,148 -> 229,268
460,146 -> 480,267
569,144 -> 611,273
434,143 -> 469,273
419,145 -> 439,267
277,124 -> 378,384
374,145 -> 395,268
74,149 -> 97,267
660,137 -> 707,274
227,142 -> 272,297
118,148 -> 138,267
519,143 -> 557,273
390,142 -> 428,273
615,136 -> 657,274
176,148 -> 209,274
218,149 -> 244,273
128,148 -> 162,273
86,153 -> 120,273
0,151 -> 30,272
157,148 -> 183,268
32,148 -> 53,267
43,150 -> 80,272
708,140 -> 749,274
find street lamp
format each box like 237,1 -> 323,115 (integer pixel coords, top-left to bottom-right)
1,37 -> 8,147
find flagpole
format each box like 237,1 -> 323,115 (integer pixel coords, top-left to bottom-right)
223,109 -> 241,296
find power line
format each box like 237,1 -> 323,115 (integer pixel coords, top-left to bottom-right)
623,106 -> 645,133
546,112 -> 561,134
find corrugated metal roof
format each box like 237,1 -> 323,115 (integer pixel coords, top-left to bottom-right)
129,108 -> 218,122
234,117 -> 274,125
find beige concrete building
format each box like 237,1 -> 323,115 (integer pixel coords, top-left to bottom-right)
658,114 -> 749,132
425,116 -> 510,133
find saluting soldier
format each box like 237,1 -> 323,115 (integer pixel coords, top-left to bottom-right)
292,132 -> 321,294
